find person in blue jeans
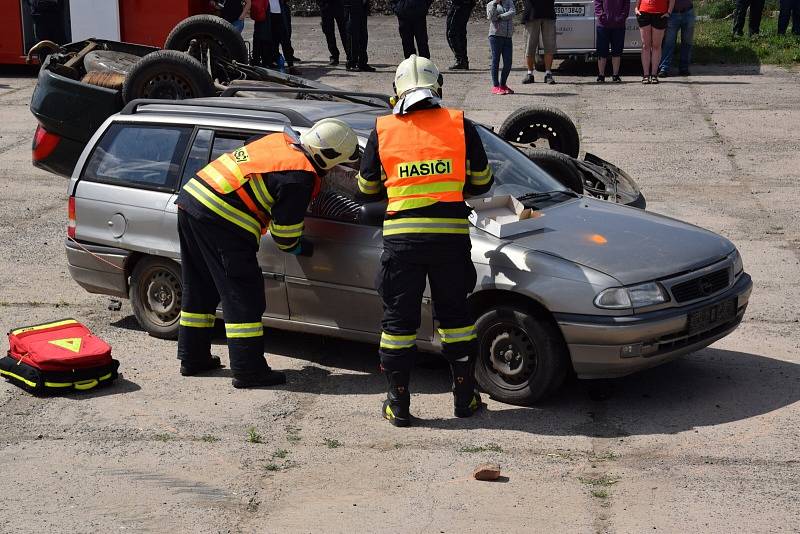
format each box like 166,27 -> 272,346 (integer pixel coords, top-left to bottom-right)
658,0 -> 694,77
487,0 -> 516,94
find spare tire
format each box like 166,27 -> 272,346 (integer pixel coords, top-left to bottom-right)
521,148 -> 584,194
164,15 -> 248,64
499,106 -> 580,158
122,50 -> 214,103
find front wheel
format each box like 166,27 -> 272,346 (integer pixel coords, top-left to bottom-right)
129,256 -> 183,340
474,306 -> 569,405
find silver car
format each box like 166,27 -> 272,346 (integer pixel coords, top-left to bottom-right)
538,2 -> 642,64
64,96 -> 752,405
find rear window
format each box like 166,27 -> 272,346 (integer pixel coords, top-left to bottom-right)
83,123 -> 192,191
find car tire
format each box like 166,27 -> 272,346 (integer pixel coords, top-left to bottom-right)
499,106 -> 581,158
122,50 -> 215,103
129,256 -> 183,340
521,147 -> 585,194
474,306 -> 569,406
164,14 -> 248,64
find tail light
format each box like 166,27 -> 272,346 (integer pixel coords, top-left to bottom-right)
68,197 -> 76,239
33,124 -> 60,161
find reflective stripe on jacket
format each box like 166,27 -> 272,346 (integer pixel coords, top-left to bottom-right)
187,133 -> 319,241
376,108 -> 467,214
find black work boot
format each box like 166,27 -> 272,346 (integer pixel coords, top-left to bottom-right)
382,370 -> 411,427
451,360 -> 482,418
232,368 -> 287,389
180,355 -> 223,376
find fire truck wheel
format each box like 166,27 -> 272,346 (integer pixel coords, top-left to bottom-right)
122,50 -> 214,103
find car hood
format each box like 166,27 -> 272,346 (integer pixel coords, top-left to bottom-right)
505,198 -> 735,285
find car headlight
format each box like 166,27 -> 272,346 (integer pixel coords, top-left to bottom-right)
732,249 -> 743,276
595,282 -> 668,310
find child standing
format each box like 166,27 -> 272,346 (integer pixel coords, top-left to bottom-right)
487,0 -> 516,94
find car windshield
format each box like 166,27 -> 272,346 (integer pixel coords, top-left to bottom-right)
475,125 -> 568,199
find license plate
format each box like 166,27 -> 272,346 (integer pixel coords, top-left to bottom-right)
687,299 -> 737,334
556,5 -> 586,16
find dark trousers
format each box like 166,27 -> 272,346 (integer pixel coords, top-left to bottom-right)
321,0 -> 348,60
778,0 -> 800,34
446,2 -> 475,64
344,1 -> 369,66
732,0 -> 765,35
489,35 -> 512,87
376,248 -> 478,373
397,15 -> 430,58
269,13 -> 296,66
177,210 -> 269,377
252,20 -> 271,67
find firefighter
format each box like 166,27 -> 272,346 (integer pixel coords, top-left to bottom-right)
176,120 -> 359,388
357,55 -> 494,426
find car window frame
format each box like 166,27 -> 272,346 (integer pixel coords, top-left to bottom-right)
79,121 -> 195,194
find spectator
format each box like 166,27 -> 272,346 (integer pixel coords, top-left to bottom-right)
778,0 -> 800,35
732,0 -> 765,36
344,0 -> 375,71
446,0 -> 477,69
521,0 -> 557,84
657,0 -> 694,76
221,0 -> 249,33
595,0 -> 630,82
268,0 -> 298,72
319,0 -> 349,65
390,0 -> 432,58
487,0 -> 516,94
251,0 -> 272,67
636,0 -> 673,84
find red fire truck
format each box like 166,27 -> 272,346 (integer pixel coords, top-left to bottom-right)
0,0 -> 213,64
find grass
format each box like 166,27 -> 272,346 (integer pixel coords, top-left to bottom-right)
286,425 -> 301,443
153,433 -> 174,442
199,435 -> 220,443
247,427 -> 263,444
323,438 -> 343,449
272,449 -> 289,459
579,474 -> 621,487
458,443 -> 503,454
264,463 -> 280,471
692,18 -> 800,65
591,489 -> 610,499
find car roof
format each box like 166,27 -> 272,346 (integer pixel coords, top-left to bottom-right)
124,97 -> 390,136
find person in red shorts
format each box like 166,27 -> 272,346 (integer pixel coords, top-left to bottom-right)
636,0 -> 674,84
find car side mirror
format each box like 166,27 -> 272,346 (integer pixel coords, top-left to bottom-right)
358,199 -> 387,227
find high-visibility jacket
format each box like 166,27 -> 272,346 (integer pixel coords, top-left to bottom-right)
183,133 -> 319,246
376,108 -> 467,214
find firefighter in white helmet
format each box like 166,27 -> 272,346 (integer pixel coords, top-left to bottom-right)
357,55 -> 495,426
175,118 -> 358,388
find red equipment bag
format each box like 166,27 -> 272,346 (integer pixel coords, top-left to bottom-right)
1,319 -> 119,394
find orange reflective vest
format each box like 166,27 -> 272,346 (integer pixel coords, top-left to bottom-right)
376,108 -> 467,213
192,133 -> 319,232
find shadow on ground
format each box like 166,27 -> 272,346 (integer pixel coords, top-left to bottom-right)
263,328 -> 800,437
555,56 -> 761,77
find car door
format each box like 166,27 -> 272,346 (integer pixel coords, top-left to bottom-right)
174,128 -> 291,319
553,1 -> 596,52
75,122 -> 192,259
624,2 -> 642,51
283,163 -> 434,340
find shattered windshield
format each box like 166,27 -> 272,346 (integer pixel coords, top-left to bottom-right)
475,125 -> 568,199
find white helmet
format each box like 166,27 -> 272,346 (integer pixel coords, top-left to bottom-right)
393,55 -> 443,99
299,118 -> 359,170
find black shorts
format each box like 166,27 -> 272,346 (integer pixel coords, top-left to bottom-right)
637,12 -> 668,29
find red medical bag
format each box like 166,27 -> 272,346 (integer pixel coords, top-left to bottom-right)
1,319 -> 119,393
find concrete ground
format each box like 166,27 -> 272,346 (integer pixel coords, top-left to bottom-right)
1,16 -> 799,534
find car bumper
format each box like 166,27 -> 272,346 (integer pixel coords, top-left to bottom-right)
555,273 -> 753,379
65,239 -> 129,298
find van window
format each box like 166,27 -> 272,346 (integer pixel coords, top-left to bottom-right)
83,123 -> 192,191
180,129 -> 213,187
210,133 -> 253,160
